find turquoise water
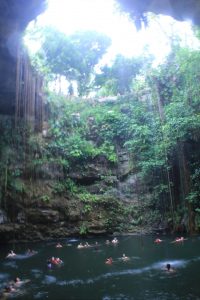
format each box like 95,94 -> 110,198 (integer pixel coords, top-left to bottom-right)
0,235 -> 200,299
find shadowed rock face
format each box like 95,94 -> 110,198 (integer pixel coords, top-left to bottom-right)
117,0 -> 200,26
0,0 -> 46,114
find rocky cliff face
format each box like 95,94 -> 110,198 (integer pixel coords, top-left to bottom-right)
0,0 -> 198,242
0,123 -> 156,243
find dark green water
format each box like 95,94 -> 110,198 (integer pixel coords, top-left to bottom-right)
0,235 -> 200,300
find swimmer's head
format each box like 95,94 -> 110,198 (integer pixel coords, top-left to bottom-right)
166,263 -> 171,270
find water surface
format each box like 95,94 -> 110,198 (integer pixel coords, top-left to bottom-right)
0,235 -> 200,299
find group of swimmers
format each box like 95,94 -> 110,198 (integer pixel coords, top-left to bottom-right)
2,249 -> 38,297
153,237 -> 187,272
103,237 -> 182,272
105,255 -> 176,274
154,236 -> 186,244
1,277 -> 30,298
105,253 -> 130,265
77,242 -> 93,249
54,237 -> 177,275
4,235 -> 181,295
47,256 -> 63,269
75,236 -> 177,270
77,238 -> 119,249
6,249 -> 37,259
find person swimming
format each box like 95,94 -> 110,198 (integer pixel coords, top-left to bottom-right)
154,238 -> 163,243
105,257 -> 113,265
47,259 -> 52,269
165,263 -> 175,272
77,243 -> 84,249
1,277 -> 28,297
26,249 -> 37,255
56,243 -> 62,248
94,242 -> 100,251
13,277 -> 23,287
111,237 -> 119,244
175,237 -> 185,242
6,250 -> 16,258
0,277 -> 30,299
2,284 -> 16,296
50,257 -> 63,265
55,257 -> 63,264
122,253 -> 130,261
172,236 -> 186,243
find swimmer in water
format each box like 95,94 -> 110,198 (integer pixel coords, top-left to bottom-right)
13,277 -> 23,287
111,237 -> 119,244
154,238 -> 163,244
56,243 -> 62,248
105,257 -> 113,265
172,236 -> 186,243
1,277 -> 26,297
47,259 -> 52,269
94,242 -> 100,251
165,263 -> 175,273
121,253 -> 130,261
2,284 -> 16,296
84,242 -> 91,248
26,249 -> 37,255
55,257 -> 63,264
77,243 -> 84,249
1,276 -> 30,298
6,250 -> 16,258
50,257 -> 63,265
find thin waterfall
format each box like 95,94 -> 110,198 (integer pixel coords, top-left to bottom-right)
15,45 -> 44,131
13,45 -> 45,230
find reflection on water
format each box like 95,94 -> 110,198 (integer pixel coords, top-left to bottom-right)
0,235 -> 200,299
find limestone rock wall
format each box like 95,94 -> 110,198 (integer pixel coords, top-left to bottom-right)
0,136 -> 153,243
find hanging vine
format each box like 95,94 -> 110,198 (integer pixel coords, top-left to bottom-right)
15,44 -> 44,131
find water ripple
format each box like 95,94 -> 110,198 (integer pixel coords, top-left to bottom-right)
42,275 -> 57,284
53,259 -> 190,287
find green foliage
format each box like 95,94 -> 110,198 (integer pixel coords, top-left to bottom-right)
27,26 -> 111,96
10,179 -> 25,194
65,179 -> 78,194
0,117 -> 29,208
82,204 -> 92,214
79,222 -> 88,235
78,192 -> 98,203
195,212 -> 200,230
40,195 -> 50,202
52,182 -> 66,195
44,46 -> 200,230
95,54 -> 152,95
1,28 -> 200,235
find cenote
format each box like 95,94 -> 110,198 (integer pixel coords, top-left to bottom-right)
0,235 -> 200,300
1,1 -> 200,299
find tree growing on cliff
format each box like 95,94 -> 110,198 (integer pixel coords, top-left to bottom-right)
94,53 -> 152,96
28,26 -> 111,96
